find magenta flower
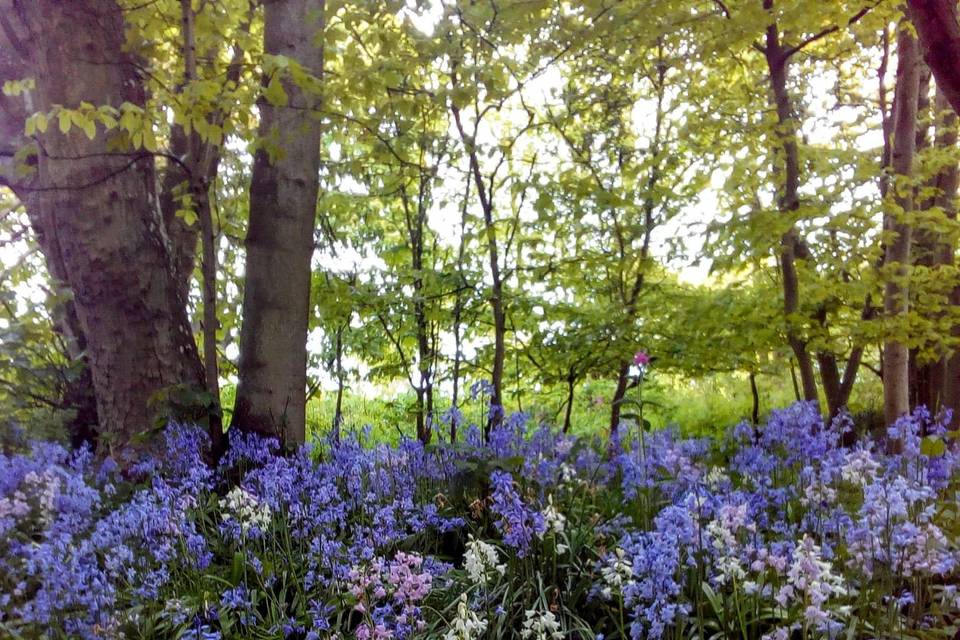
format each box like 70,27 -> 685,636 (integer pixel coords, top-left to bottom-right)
633,350 -> 650,366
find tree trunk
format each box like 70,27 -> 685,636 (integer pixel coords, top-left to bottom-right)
449,177 -> 471,443
607,58 -> 666,435
609,361 -> 631,432
232,0 -> 324,447
178,0 -> 225,452
908,0 -> 960,115
0,62 -> 100,448
405,180 -> 433,443
912,86 -> 958,415
158,128 -> 200,305
332,324 -> 344,442
5,0 -> 206,455
749,372 -> 760,425
883,24 -> 921,426
931,87 -> 960,424
562,371 -> 576,434
451,102 -> 506,437
763,19 -> 820,407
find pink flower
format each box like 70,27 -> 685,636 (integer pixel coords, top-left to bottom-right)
633,350 -> 650,366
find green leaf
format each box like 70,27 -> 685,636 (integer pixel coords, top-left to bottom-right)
702,582 -> 724,619
57,110 -> 71,134
176,208 -> 198,226
264,74 -> 289,107
920,435 -> 946,458
81,119 -> 96,140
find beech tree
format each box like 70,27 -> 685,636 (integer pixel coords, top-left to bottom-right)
0,0 -> 206,455
231,0 -> 326,446
882,23 -> 920,425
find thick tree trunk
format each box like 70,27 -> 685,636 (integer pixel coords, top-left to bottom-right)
908,0 -> 960,116
883,24 -> 921,426
5,0 -> 205,455
0,67 -> 100,448
232,0 -> 324,446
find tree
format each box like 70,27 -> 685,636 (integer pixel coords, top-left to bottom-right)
882,23 -> 920,425
1,0 -> 207,455
696,1 -> 894,420
232,0 -> 325,446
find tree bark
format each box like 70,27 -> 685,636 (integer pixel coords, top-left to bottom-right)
4,0 -> 205,455
908,0 -> 960,116
562,370 -> 576,434
883,24 -> 921,426
763,15 -> 820,407
0,48 -> 100,448
401,179 -> 434,443
449,177 -> 471,443
177,0 -> 226,452
607,56 -> 666,434
931,87 -> 960,424
157,127 -> 200,305
332,324 -> 344,442
609,361 -> 632,432
232,0 -> 324,447
451,101 -> 505,437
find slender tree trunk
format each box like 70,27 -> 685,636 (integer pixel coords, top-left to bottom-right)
563,370 -> 576,434
911,87 -> 959,417
749,372 -> 760,425
332,324 -> 344,442
5,0 -> 206,455
232,0 -> 324,446
158,128 -> 200,304
449,178 -> 471,443
450,304 -> 463,442
910,65 -> 932,411
763,18 -> 819,407
405,180 -> 433,443
609,361 -> 631,432
178,0 -> 224,451
451,102 -> 505,437
883,24 -> 921,426
607,57 -> 666,434
789,358 -> 801,401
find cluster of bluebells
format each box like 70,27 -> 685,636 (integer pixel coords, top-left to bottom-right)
346,551 -> 432,639
1,399 -> 959,639
592,402 -> 960,639
488,471 -> 547,557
